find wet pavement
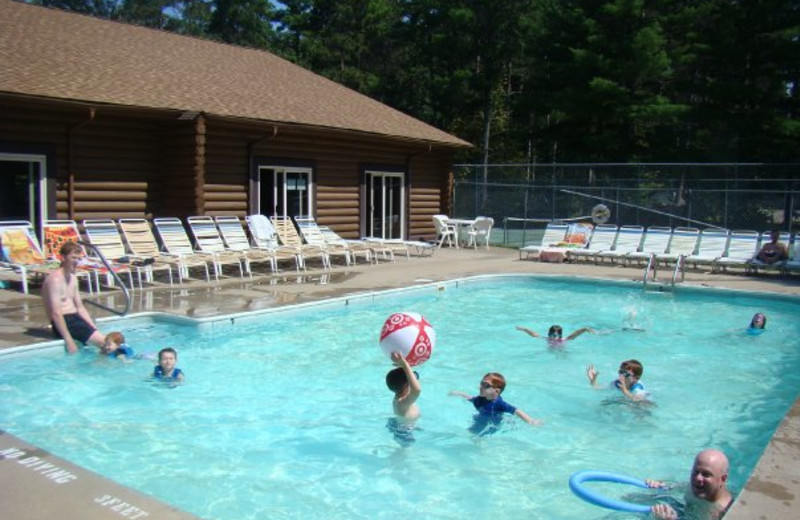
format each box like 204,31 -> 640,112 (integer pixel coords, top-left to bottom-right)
1,246 -> 799,519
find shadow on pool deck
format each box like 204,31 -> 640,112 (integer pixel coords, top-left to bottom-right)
1,246 -> 798,519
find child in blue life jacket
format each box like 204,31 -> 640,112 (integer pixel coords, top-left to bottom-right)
153,347 -> 185,382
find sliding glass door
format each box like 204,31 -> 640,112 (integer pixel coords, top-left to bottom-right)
0,153 -> 48,235
366,171 -> 405,240
257,167 -> 313,219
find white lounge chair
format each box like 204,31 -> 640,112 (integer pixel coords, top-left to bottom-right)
214,216 -> 280,274
684,228 -> 729,270
44,219 -> 133,292
245,214 -> 303,271
294,216 -> 352,267
119,218 -> 210,284
83,219 -> 172,287
272,216 -> 330,270
712,229 -> 759,273
656,227 -> 700,265
519,223 -> 568,260
153,218 -> 221,281
567,225 -> 619,263
627,226 -> 673,266
0,220 -> 59,294
596,225 -> 644,264
186,216 -> 246,279
317,225 -> 381,264
781,233 -> 800,276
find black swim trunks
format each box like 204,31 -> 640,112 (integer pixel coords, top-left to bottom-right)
52,313 -> 97,344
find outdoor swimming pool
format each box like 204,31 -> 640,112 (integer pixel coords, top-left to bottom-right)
2,275 -> 799,520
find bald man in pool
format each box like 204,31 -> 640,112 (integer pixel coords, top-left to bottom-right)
648,449 -> 733,520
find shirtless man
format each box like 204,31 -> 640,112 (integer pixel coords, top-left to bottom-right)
755,230 -> 788,265
649,449 -> 733,520
42,241 -> 105,353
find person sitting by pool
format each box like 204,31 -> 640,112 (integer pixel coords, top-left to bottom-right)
385,351 -> 421,446
41,241 -> 106,354
753,230 -> 788,265
647,449 -> 733,520
747,312 -> 767,334
153,347 -> 185,382
586,359 -> 647,401
515,324 -> 594,346
101,331 -> 134,362
449,372 -> 540,435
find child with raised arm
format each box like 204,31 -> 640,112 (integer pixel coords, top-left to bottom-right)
586,359 -> 647,401
385,352 -> 421,446
516,324 -> 594,347
450,372 -> 540,435
153,347 -> 185,382
386,352 -> 421,421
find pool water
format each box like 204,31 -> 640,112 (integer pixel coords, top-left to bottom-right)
2,276 -> 799,520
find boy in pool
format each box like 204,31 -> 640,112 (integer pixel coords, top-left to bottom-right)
516,324 -> 594,346
385,351 -> 421,446
586,359 -> 647,401
449,372 -> 540,435
153,347 -> 185,381
101,331 -> 134,362
386,352 -> 421,421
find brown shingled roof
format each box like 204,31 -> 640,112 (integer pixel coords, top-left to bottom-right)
0,0 -> 471,148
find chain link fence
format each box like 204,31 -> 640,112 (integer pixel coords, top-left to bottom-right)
452,164 -> 800,247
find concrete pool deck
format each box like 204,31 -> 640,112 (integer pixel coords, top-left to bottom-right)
1,246 -> 798,519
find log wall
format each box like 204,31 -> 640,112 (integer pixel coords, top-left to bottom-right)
1,96 -> 460,240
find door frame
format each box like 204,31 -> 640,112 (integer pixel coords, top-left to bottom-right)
362,167 -> 407,240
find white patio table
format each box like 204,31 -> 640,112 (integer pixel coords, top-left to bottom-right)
445,218 -> 476,247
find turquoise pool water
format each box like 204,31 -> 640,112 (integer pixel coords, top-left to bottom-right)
2,275 -> 799,520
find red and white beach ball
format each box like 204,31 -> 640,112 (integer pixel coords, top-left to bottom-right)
379,312 -> 436,367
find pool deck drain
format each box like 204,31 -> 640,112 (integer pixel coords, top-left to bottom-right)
1,246 -> 799,519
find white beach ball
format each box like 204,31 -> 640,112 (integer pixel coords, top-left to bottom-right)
379,312 -> 435,367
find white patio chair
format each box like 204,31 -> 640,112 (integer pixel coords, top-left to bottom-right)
466,217 -> 494,249
433,214 -> 458,249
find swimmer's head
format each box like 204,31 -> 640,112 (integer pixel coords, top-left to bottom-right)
103,331 -> 125,353
480,372 -> 507,395
619,359 -> 643,381
386,368 -> 419,395
547,325 -> 563,339
750,313 -> 767,329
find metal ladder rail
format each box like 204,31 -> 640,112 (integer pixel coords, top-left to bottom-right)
642,253 -> 657,290
78,241 -> 131,316
671,254 -> 686,288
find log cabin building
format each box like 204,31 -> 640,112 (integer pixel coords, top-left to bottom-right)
0,0 -> 471,242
